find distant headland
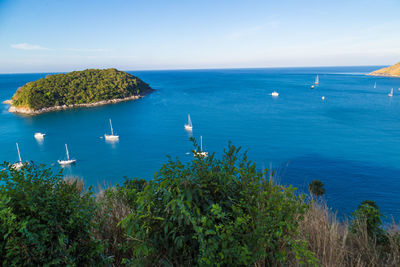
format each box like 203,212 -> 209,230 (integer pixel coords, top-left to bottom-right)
3,68 -> 154,115
368,62 -> 400,77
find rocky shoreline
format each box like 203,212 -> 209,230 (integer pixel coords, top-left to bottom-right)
367,73 -> 400,78
3,91 -> 152,115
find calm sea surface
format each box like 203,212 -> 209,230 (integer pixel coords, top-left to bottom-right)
1,66 -> 400,219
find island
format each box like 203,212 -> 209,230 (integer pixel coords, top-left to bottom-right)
5,68 -> 154,115
368,62 -> 400,77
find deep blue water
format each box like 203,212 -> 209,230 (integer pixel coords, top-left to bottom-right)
1,66 -> 400,220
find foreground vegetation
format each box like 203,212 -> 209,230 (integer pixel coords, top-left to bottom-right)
1,142 -> 399,266
11,68 -> 153,110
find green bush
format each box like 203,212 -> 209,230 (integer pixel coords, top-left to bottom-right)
93,178 -> 148,264
308,179 -> 325,197
351,200 -> 386,243
0,163 -> 105,266
120,142 -> 318,266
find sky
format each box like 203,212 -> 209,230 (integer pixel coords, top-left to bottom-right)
0,0 -> 399,73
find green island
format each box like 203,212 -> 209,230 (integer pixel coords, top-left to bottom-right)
369,62 -> 400,77
1,141 -> 399,266
6,68 -> 154,114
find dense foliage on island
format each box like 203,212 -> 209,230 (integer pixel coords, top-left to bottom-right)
369,62 -> 400,77
1,141 -> 400,266
11,68 -> 153,110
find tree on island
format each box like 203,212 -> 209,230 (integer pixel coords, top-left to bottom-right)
308,179 -> 325,197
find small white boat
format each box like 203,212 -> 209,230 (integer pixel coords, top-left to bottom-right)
12,143 -> 24,169
388,88 -> 393,97
104,119 -> 119,141
310,85 -> 315,89
374,82 -> 376,89
34,132 -> 45,139
271,91 -> 279,97
194,136 -> 208,157
58,144 -> 76,165
315,75 -> 319,86
322,96 -> 325,100
184,114 -> 193,131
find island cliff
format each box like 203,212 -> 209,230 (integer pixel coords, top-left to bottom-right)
5,68 -> 154,115
368,62 -> 400,77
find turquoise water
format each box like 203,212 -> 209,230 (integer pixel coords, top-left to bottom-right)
1,66 -> 400,219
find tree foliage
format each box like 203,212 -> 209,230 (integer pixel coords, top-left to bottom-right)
0,163 -> 105,266
308,179 -> 325,197
11,68 -> 153,110
351,200 -> 386,243
119,142 -> 318,266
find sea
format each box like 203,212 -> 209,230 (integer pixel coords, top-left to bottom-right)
1,66 -> 400,220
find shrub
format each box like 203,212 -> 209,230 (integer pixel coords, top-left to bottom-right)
120,142 -> 318,266
350,200 -> 385,242
308,179 -> 325,197
93,178 -> 147,265
0,163 -> 104,266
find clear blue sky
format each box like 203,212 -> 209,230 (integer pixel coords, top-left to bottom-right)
0,0 -> 399,73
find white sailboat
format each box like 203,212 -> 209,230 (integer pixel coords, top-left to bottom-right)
194,136 -> 208,157
184,114 -> 193,131
34,132 -> 46,139
12,143 -> 24,169
388,88 -> 393,97
374,82 -> 376,89
58,144 -> 76,165
104,119 -> 119,141
315,75 -> 319,86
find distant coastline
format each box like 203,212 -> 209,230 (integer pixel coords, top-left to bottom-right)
3,89 -> 152,115
368,62 -> 400,78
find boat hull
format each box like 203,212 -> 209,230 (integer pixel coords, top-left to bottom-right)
105,134 -> 119,141
58,159 -> 76,165
194,151 -> 208,157
34,133 -> 45,139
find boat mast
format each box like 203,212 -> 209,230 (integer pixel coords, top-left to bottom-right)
109,119 -> 114,135
200,136 -> 203,152
65,144 -> 70,160
16,143 -> 22,162
188,114 -> 192,127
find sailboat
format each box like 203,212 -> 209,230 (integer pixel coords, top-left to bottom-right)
388,88 -> 393,97
58,144 -> 76,165
12,143 -> 24,169
104,119 -> 119,141
34,132 -> 45,139
184,114 -> 193,131
194,136 -> 208,157
315,75 -> 319,86
374,82 -> 376,89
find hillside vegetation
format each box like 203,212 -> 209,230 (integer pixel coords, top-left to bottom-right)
369,62 -> 400,77
1,140 -> 400,266
11,68 -> 153,110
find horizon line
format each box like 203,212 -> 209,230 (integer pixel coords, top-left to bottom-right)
0,64 -> 387,75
